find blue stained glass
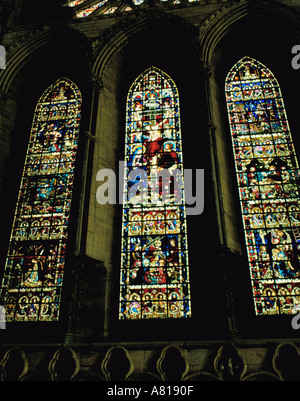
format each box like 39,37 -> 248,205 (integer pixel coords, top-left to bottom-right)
119,67 -> 191,320
0,78 -> 82,322
226,56 -> 300,315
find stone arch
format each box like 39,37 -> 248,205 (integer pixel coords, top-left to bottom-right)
91,10 -> 200,83
0,347 -> 28,381
199,0 -> 300,65
201,2 -> 300,339
0,25 -> 92,96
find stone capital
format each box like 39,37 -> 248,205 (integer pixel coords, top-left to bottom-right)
90,74 -> 103,93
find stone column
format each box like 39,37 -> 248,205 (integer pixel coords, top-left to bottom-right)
201,59 -> 240,340
64,74 -> 106,344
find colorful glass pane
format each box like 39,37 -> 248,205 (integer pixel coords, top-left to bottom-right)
119,67 -> 191,320
67,0 -> 196,18
0,78 -> 82,322
226,56 -> 300,315
76,1 -> 108,18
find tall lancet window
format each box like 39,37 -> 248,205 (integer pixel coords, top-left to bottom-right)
1,78 -> 82,322
119,67 -> 191,320
226,56 -> 300,315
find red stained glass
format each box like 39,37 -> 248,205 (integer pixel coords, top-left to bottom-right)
119,67 -> 191,319
0,78 -> 82,321
226,57 -> 300,315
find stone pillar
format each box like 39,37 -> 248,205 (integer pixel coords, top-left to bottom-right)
64,75 -> 106,344
201,59 -> 240,340
64,254 -> 107,344
74,74 -> 102,255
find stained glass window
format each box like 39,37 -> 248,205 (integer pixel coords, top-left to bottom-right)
0,78 -> 82,322
66,0 -> 200,18
119,67 -> 191,320
226,56 -> 300,315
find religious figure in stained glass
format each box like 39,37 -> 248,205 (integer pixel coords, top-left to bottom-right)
119,67 -> 191,319
226,56 -> 300,315
0,78 -> 82,321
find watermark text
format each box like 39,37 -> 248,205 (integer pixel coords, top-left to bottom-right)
96,161 -> 204,216
0,46 -> 5,70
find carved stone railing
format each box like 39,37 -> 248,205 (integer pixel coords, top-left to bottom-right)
1,341 -> 300,381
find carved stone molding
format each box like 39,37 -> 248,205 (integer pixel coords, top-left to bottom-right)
157,345 -> 189,381
200,61 -> 213,78
1,342 -> 300,381
84,130 -> 96,142
273,343 -> 300,381
207,119 -> 217,130
101,346 -> 134,381
0,347 -> 28,381
214,343 -> 246,381
90,74 -> 103,93
49,346 -> 80,381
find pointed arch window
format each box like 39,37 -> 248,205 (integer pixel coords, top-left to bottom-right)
119,67 -> 191,319
0,78 -> 82,322
225,56 -> 300,315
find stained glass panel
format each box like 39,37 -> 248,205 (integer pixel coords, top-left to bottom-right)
67,0 -> 200,18
226,56 -> 300,315
0,78 -> 82,322
119,67 -> 191,319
